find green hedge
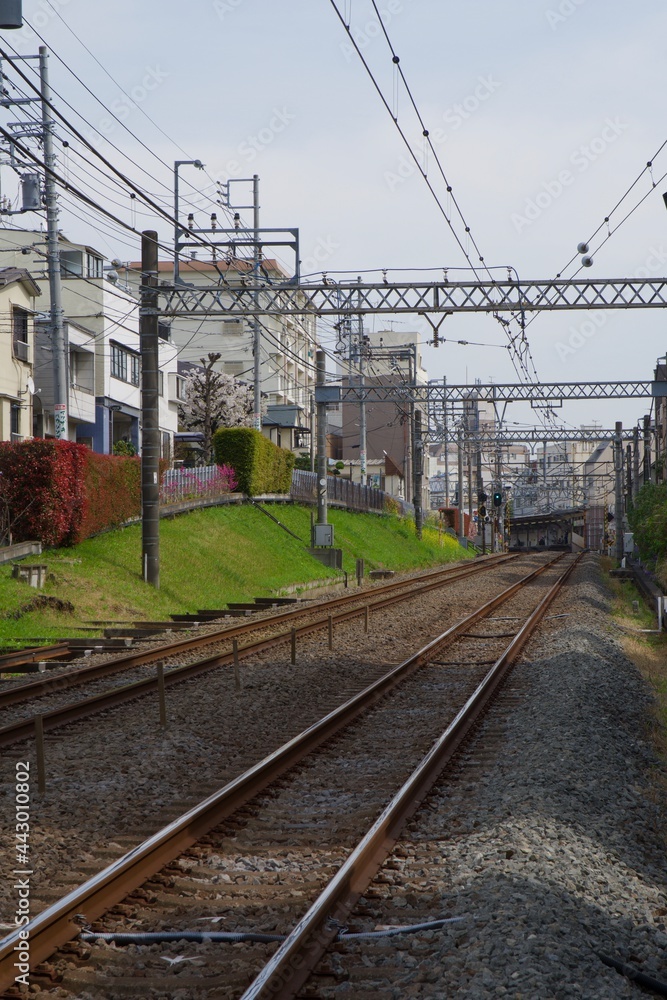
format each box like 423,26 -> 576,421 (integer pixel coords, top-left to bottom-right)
213,428 -> 295,496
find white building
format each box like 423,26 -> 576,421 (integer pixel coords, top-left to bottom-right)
0,267 -> 41,443
119,257 -> 317,453
0,228 -> 179,457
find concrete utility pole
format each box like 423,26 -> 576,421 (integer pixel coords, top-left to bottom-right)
643,414 -> 651,483
141,230 -> 160,588
357,282 -> 367,485
39,46 -> 67,440
457,426 -> 465,544
316,349 -> 328,528
413,408 -> 423,540
252,173 -> 262,432
442,380 -> 450,506
633,427 -> 640,498
614,421 -> 624,564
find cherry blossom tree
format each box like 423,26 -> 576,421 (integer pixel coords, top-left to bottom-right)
178,353 -> 259,463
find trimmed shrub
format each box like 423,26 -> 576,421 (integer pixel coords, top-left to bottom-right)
79,453 -> 142,539
213,428 -> 295,496
0,439 -> 88,547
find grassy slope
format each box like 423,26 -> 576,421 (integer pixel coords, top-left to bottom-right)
0,504 -> 470,646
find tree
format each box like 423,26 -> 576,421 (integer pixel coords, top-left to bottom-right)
178,353 -> 258,463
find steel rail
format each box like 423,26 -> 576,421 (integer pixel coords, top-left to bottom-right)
0,554 -> 515,712
0,553 -> 565,989
243,551 -> 584,999
0,557 -> 521,748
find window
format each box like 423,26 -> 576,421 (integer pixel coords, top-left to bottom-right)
86,254 -> 103,279
111,342 -> 140,386
61,250 -> 83,277
175,375 -> 185,400
12,308 -> 29,362
10,403 -> 20,441
111,342 -> 127,382
158,370 -> 164,397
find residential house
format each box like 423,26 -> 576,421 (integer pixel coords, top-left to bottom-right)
0,229 -> 180,457
0,267 -> 41,443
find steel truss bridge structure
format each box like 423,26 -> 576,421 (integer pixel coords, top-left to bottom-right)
160,276 -> 667,318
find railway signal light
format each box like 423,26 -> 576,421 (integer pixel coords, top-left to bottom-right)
477,491 -> 487,504
479,505 -> 487,517
493,490 -> 502,507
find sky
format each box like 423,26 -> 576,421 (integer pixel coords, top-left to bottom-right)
3,0 -> 667,436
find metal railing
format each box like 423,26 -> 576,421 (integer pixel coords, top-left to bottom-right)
290,469 -> 413,517
158,465 -> 413,516
160,465 -> 237,505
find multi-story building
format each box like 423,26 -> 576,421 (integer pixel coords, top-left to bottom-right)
0,267 -> 41,443
336,329 -> 430,507
0,228 -> 179,457
119,258 -> 317,453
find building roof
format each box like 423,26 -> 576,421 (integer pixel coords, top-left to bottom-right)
0,267 -> 41,297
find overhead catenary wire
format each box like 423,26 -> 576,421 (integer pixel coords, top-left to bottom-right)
326,0 -> 543,393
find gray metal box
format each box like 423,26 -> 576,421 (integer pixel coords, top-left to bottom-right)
313,523 -> 334,547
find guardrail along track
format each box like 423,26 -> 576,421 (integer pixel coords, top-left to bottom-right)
0,554 -> 522,748
0,553 -> 577,992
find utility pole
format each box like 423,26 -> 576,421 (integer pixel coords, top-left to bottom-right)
442,379 -> 449,506
614,421 -> 624,564
141,230 -> 160,588
357,281 -> 367,486
39,46 -> 67,440
252,173 -> 262,432
457,425 -> 465,545
413,408 -> 423,539
643,414 -> 651,484
632,426 -> 640,498
316,349 -> 328,529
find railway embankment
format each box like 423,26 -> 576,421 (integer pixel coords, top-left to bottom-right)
0,504 -> 469,650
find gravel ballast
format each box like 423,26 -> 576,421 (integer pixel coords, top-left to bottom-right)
322,553 -> 667,998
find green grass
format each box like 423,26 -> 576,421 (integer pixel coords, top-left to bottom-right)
0,504 -> 470,647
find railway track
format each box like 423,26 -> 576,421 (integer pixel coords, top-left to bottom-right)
0,551 -> 579,995
0,553 -> 519,749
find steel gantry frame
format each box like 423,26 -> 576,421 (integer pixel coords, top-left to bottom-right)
431,427 -> 638,446
158,272 -> 665,550
159,275 -> 667,318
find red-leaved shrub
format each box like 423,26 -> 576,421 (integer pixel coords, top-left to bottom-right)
0,439 -> 88,547
78,452 -> 142,540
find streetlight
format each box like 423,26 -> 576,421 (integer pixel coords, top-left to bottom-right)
173,159 -> 204,283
